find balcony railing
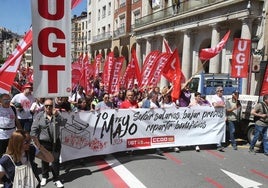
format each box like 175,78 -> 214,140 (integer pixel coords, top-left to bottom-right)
135,0 -> 224,28
113,25 -> 126,38
92,32 -> 112,42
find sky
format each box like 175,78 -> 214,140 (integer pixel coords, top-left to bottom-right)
0,0 -> 87,35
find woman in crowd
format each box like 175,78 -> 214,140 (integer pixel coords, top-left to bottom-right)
0,130 -> 54,187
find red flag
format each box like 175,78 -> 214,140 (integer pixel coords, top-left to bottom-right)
148,53 -> 171,86
82,54 -> 94,94
231,38 -> 251,78
260,65 -> 268,96
0,28 -> 32,93
102,52 -> 114,91
71,69 -> 82,90
71,0 -> 82,8
109,56 -> 125,93
120,49 -> 141,89
163,39 -> 172,54
77,53 -> 84,65
162,49 -> 182,101
199,30 -> 231,60
140,50 -> 161,89
94,54 -> 102,77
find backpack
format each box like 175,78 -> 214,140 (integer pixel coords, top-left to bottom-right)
0,146 -> 40,187
4,154 -> 37,188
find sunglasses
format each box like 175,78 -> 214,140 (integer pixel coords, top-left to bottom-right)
218,90 -> 224,92
45,104 -> 53,108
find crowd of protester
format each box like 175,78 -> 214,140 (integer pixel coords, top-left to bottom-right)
0,75 -> 268,187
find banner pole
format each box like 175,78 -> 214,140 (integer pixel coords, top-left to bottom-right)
181,60 -> 209,90
53,98 -> 56,151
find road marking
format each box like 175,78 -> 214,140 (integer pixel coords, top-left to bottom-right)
95,159 -> 129,188
221,169 -> 262,188
250,169 -> 268,179
205,150 -> 225,159
164,152 -> 182,165
104,155 -> 147,188
205,177 -> 224,188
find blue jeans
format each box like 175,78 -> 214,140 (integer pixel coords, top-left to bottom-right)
250,124 -> 268,153
228,121 -> 236,147
263,127 -> 268,154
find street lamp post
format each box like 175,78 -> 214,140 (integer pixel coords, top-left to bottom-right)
247,36 -> 259,94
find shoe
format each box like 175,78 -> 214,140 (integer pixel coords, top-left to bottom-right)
217,146 -> 224,152
264,153 -> 268,156
40,178 -> 47,186
156,148 -> 164,156
54,180 -> 64,188
195,146 -> 200,152
233,146 -> 237,150
174,147 -> 180,152
249,147 -> 256,154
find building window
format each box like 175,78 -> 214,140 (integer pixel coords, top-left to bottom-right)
120,0 -> 126,7
98,9 -> 100,21
102,6 -> 106,18
88,30 -> 91,40
119,15 -> 125,28
108,2 -> 111,15
133,10 -> 141,21
88,12 -> 91,23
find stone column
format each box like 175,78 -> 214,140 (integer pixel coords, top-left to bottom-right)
240,18 -> 252,94
209,24 -> 220,73
182,30 -> 191,80
160,34 -> 169,88
136,39 -> 142,70
145,37 -> 152,56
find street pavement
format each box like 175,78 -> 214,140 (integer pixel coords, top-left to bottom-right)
36,140 -> 268,188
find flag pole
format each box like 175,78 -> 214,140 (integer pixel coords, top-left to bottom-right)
52,97 -> 56,151
181,59 -> 209,90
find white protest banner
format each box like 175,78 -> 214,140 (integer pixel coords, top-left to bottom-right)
59,106 -> 226,162
31,0 -> 72,97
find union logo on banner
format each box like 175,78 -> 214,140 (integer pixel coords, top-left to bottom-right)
231,38 -> 251,78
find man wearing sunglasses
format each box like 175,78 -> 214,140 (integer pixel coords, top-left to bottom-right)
30,98 -> 67,188
0,94 -> 22,157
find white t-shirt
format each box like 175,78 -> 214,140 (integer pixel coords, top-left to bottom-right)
30,102 -> 44,117
0,106 -> 16,139
70,92 -> 85,103
11,93 -> 35,119
160,102 -> 176,108
211,94 -> 225,106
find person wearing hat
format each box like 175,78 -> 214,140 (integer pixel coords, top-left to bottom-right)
11,83 -> 35,132
226,90 -> 241,150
